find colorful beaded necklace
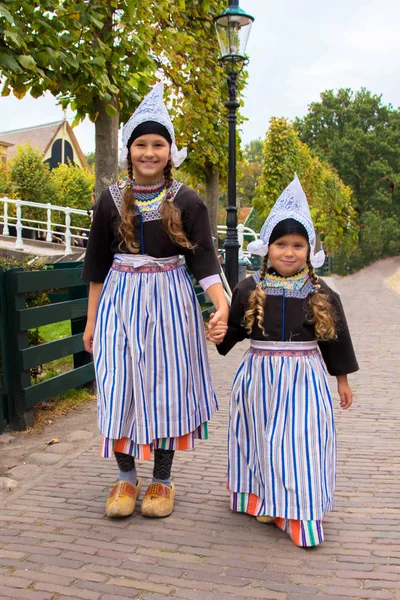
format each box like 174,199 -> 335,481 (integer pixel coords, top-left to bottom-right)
132,180 -> 167,214
254,267 -> 321,299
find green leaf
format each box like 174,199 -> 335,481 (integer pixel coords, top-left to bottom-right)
18,54 -> 37,70
105,103 -> 118,117
1,82 -> 11,96
0,52 -> 21,72
4,29 -> 22,47
92,56 -> 106,67
0,4 -> 14,24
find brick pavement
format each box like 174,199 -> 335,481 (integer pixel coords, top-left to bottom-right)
0,257 -> 400,599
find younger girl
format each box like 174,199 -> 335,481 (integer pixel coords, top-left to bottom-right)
83,82 -> 228,519
211,174 -> 358,547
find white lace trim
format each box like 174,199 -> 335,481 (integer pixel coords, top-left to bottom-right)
258,174 -> 326,268
109,180 -> 183,220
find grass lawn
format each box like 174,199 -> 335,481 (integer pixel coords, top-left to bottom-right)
39,320 -> 72,342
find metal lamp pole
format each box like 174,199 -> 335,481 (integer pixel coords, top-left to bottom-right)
224,68 -> 240,290
214,0 -> 254,291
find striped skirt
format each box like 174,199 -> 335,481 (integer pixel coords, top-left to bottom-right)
93,256 -> 218,458
229,340 -> 336,521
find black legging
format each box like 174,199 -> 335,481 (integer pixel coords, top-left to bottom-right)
115,449 -> 175,480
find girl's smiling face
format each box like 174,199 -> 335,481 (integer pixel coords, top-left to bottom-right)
268,233 -> 309,276
129,134 -> 171,183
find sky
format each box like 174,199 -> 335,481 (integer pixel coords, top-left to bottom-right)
1,0 -> 399,153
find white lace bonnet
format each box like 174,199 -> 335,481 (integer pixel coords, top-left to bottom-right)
247,174 -> 326,268
120,81 -> 187,169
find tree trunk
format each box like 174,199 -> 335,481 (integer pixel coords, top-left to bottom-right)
205,163 -> 219,240
94,98 -> 119,198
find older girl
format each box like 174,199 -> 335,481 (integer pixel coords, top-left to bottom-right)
83,82 -> 228,519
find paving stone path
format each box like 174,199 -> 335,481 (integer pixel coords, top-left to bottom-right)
0,257 -> 399,600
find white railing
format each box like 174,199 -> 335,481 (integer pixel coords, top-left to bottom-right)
0,197 -> 260,258
217,223 -> 259,258
0,198 -> 91,255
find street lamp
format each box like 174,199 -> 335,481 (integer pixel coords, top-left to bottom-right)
215,0 -> 254,290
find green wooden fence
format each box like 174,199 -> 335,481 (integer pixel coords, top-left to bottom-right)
0,264 -> 94,431
0,264 -> 213,432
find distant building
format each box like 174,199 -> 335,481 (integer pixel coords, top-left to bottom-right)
217,206 -> 253,227
0,139 -> 13,163
0,120 -> 88,170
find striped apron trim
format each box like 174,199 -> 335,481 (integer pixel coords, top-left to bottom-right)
275,517 -> 324,547
228,340 -> 335,521
93,255 -> 217,456
101,422 -> 209,460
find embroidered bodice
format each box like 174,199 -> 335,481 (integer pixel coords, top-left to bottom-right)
253,267 -> 320,299
108,179 -> 182,222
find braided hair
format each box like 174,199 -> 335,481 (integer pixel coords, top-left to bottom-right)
243,253 -> 337,340
118,155 -> 195,253
306,256 -> 336,340
243,254 -> 269,336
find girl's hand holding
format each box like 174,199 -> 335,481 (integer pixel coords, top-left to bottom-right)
208,312 -> 228,344
83,322 -> 95,354
208,308 -> 229,329
337,375 -> 353,409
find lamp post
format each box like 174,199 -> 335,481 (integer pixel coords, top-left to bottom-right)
214,0 -> 254,291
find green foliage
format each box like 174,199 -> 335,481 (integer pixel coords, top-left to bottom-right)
158,0 -> 230,183
294,88 -> 400,269
0,160 -> 11,195
237,159 -> 262,208
0,255 -> 50,378
335,211 -> 400,274
294,88 -> 400,212
50,162 -> 94,229
0,1 -> 241,211
85,151 -> 95,168
254,118 -> 358,255
9,144 -> 53,202
7,147 -> 93,235
8,143 -> 54,224
234,138 -> 264,208
243,138 -> 263,163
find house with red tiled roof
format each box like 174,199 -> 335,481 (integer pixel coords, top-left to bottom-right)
217,206 -> 254,226
0,120 -> 88,170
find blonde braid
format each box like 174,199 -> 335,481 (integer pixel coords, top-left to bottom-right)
244,254 -> 268,336
307,256 -> 336,340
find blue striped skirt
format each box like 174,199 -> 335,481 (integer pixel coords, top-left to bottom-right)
93,257 -> 218,449
228,340 -> 336,521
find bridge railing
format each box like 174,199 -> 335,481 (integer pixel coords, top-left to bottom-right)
1,197 -> 261,258
216,223 -> 259,258
0,197 -> 91,254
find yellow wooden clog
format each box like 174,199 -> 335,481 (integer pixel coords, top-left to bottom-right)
141,482 -> 175,518
255,515 -> 275,524
105,479 -> 142,518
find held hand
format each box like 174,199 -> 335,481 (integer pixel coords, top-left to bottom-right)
83,322 -> 95,354
208,312 -> 228,344
337,378 -> 353,410
208,308 -> 229,329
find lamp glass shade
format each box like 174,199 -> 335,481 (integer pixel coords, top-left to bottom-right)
214,6 -> 254,62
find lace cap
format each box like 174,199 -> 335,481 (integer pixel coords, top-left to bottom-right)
250,174 -> 325,268
120,82 -> 187,169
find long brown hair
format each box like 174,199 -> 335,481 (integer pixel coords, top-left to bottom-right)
243,252 -> 337,340
118,154 -> 195,253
